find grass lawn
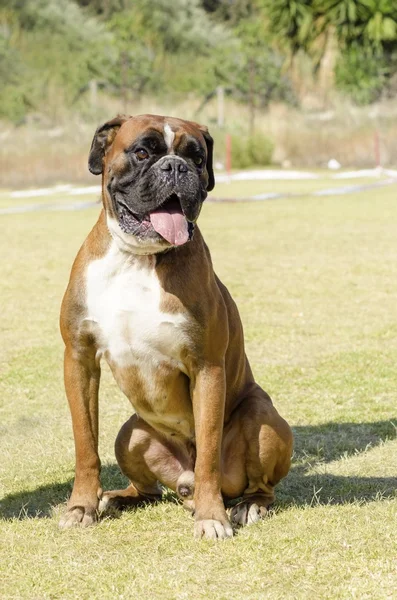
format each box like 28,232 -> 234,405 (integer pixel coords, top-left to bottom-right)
0,182 -> 396,599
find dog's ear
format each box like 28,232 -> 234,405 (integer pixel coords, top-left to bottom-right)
202,130 -> 215,192
88,114 -> 131,175
198,126 -> 215,192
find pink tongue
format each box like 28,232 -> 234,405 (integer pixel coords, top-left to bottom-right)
149,200 -> 189,246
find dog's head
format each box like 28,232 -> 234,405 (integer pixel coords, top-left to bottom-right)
88,114 -> 214,253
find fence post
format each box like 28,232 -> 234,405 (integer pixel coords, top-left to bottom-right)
374,130 -> 381,170
217,86 -> 224,129
225,133 -> 232,182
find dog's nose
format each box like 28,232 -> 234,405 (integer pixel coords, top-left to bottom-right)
159,158 -> 188,174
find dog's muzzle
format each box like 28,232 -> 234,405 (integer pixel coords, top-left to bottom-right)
112,154 -> 202,246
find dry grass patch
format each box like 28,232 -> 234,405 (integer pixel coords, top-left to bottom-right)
2,95 -> 397,188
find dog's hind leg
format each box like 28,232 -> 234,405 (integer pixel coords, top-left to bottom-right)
221,386 -> 293,527
100,414 -> 195,513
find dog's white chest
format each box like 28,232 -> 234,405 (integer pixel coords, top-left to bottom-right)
84,242 -> 187,372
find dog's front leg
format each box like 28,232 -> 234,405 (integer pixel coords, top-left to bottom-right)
192,363 -> 233,540
59,346 -> 101,529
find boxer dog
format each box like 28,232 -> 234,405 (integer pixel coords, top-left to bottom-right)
59,114 -> 293,539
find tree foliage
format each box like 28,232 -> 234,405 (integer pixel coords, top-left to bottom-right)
0,0 -> 112,120
316,0 -> 397,48
106,0 -> 230,97
0,0 -> 295,123
334,42 -> 390,104
261,0 -> 397,51
1,0 -> 397,123
261,0 -> 397,102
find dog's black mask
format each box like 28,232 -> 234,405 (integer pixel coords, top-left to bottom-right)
110,129 -> 208,227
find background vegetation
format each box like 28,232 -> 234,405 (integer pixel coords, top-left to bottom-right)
2,1 -> 397,181
2,0 -> 397,123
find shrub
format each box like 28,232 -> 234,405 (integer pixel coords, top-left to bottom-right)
230,132 -> 274,168
335,44 -> 389,105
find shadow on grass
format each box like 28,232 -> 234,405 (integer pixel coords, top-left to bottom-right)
292,419 -> 396,463
278,419 -> 397,507
0,464 -> 126,521
278,471 -> 396,509
1,420 -> 396,520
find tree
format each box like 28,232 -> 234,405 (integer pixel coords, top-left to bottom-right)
204,0 -> 254,23
0,0 -> 113,121
229,18 -> 296,132
261,0 -> 397,103
75,0 -> 126,17
316,0 -> 397,49
106,0 -> 231,100
317,0 -> 397,102
259,0 -> 317,58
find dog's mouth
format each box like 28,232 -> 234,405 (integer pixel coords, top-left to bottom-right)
117,194 -> 193,246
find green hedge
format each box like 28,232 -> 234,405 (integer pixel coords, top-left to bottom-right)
230,132 -> 274,168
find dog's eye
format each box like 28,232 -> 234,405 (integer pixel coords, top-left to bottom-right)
135,148 -> 149,160
194,156 -> 204,166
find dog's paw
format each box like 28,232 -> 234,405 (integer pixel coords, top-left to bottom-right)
98,493 -> 120,513
194,518 -> 234,540
59,506 -> 97,529
230,501 -> 268,527
98,485 -> 162,514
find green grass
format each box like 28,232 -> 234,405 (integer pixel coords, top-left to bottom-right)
0,189 -> 101,209
213,174 -> 387,199
0,183 -> 396,599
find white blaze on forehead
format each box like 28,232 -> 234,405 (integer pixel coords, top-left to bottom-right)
163,123 -> 175,152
